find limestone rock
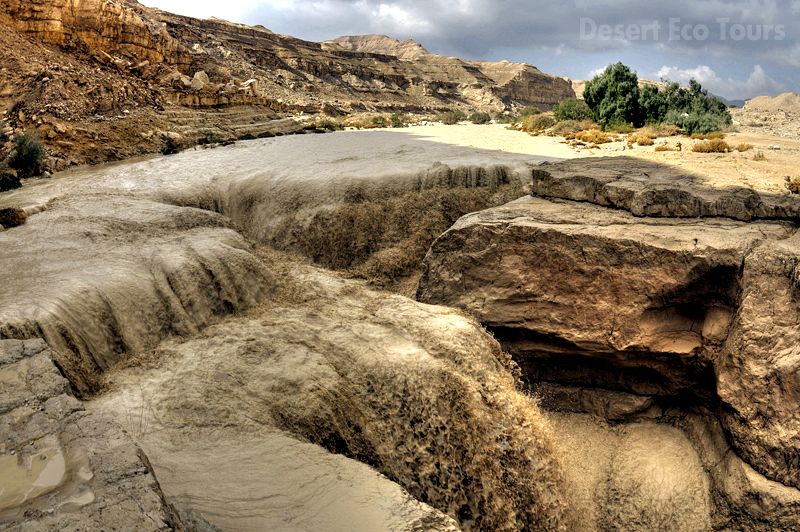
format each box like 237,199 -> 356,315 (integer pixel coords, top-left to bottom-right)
717,233 -> 800,490
0,339 -> 178,530
417,193 -> 800,527
418,195 -> 791,395
530,157 -> 800,221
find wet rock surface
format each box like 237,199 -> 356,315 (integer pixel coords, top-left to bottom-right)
0,339 -> 178,530
90,257 -> 567,531
418,165 -> 800,528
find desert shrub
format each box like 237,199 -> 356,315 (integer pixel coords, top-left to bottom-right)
753,151 -> 767,161
438,110 -> 467,125
553,98 -> 592,121
0,171 -> 21,192
469,112 -> 492,124
788,177 -> 800,195
550,120 -> 583,136
606,122 -> 635,134
0,207 -> 27,227
494,113 -> 515,124
665,111 -> 728,135
655,144 -> 681,152
566,129 -> 614,144
9,132 -> 44,178
317,118 -> 345,131
692,139 -> 730,153
371,116 -> 388,128
518,105 -> 541,117
736,143 -> 754,152
628,132 -> 655,146
519,114 -> 556,133
390,113 -> 408,128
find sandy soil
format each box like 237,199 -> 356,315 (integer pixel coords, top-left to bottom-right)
390,123 -> 800,196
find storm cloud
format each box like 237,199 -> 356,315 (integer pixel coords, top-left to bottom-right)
143,0 -> 800,99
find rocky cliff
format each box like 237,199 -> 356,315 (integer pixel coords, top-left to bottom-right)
0,0 -> 573,169
418,156 -> 800,529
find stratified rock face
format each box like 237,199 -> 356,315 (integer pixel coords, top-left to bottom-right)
0,339 -> 178,530
417,171 -> 800,527
330,34 -> 431,60
477,62 -> 574,111
0,0 -> 189,66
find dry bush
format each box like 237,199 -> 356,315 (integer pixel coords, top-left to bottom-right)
627,131 -> 656,146
579,119 -> 598,130
655,144 -> 681,152
643,123 -> 680,137
788,177 -> 800,195
567,129 -> 614,144
606,122 -> 634,134
345,115 -> 390,129
736,143 -> 754,152
550,120 -> 582,136
753,151 -> 767,161
518,114 -> 556,133
692,139 -> 731,153
690,131 -> 725,140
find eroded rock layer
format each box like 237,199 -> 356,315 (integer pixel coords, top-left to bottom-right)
418,165 -> 800,528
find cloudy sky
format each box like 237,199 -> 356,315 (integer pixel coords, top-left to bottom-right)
142,0 -> 799,100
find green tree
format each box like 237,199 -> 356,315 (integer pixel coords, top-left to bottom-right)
638,85 -> 667,123
553,98 -> 591,121
583,63 -> 641,128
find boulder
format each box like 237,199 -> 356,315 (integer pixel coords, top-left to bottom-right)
418,195 -> 791,396
417,192 -> 800,527
530,157 -> 800,221
0,207 -> 26,228
190,71 -> 207,91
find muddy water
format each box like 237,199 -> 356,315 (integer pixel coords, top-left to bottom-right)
0,438 -> 66,511
1,130 -> 718,530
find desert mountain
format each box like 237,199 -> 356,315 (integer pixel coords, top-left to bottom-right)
328,34 -> 431,60
0,0 -> 573,169
732,91 -> 800,138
